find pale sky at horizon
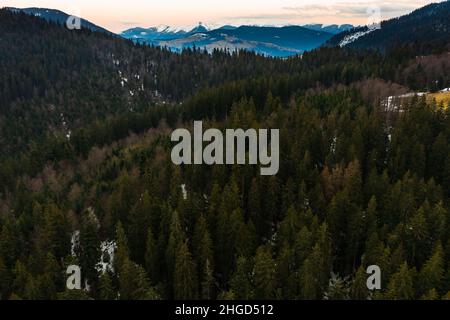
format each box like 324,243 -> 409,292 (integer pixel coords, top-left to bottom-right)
1,0 -> 441,32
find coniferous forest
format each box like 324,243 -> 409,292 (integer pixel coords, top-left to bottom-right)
1,4 -> 450,301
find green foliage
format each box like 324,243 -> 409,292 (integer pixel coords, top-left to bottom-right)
173,241 -> 198,300
0,7 -> 450,300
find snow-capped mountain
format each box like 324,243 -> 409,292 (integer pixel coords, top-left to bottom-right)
6,7 -> 358,57
302,24 -> 354,35
121,23 -> 213,41
121,24 -> 340,57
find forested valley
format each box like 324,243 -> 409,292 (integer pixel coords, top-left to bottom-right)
0,8 -> 450,300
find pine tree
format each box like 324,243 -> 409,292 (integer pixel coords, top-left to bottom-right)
79,210 -> 101,287
42,203 -> 71,259
253,246 -> 277,299
229,256 -> 254,300
128,191 -> 153,263
248,177 -> 261,228
417,243 -> 444,296
144,228 -> 158,283
192,215 -> 213,282
173,241 -> 198,300
350,265 -> 370,300
42,252 -> 61,296
24,275 -> 40,300
165,210 -> 184,294
133,264 -> 160,300
118,259 -> 147,300
114,221 -> 130,275
385,262 -> 416,300
12,260 -> 29,298
365,196 -> 378,235
293,226 -> 312,266
406,206 -> 430,265
201,258 -> 215,299
276,244 -> 297,299
99,272 -> 116,300
300,224 -> 332,299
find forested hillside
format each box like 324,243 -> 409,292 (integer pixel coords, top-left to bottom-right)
0,6 -> 450,300
327,1 -> 450,52
0,9 -> 289,155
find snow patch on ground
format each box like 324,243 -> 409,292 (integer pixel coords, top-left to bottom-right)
181,184 -> 187,200
330,136 -> 337,154
382,92 -> 427,112
97,240 -> 117,273
59,112 -> 71,140
339,28 -> 375,47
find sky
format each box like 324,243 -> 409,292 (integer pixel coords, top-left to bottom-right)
1,0 -> 440,32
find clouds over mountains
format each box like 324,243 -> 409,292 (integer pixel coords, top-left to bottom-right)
228,0 -> 436,25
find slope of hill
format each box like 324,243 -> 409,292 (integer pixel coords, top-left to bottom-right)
1,44 -> 450,301
0,9 -> 290,156
326,1 -> 450,52
5,7 -> 114,34
1,2 -> 450,302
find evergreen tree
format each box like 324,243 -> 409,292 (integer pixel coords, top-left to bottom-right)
385,262 -> 416,300
173,241 -> 198,300
79,210 -> 101,287
417,243 -> 444,296
99,272 -> 116,300
253,246 -> 278,299
229,256 -> 254,300
350,266 -> 370,300
114,222 -> 130,275
144,228 -> 159,283
201,259 -> 215,299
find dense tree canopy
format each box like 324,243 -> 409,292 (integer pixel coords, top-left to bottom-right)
0,8 -> 449,300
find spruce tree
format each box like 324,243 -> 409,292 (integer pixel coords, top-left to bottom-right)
173,241 -> 198,300
99,272 -> 116,300
253,246 -> 277,299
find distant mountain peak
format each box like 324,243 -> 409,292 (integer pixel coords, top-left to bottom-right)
302,23 -> 355,34
121,23 -> 338,57
189,23 -> 209,34
218,25 -> 237,30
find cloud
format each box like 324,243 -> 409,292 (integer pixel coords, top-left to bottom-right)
119,21 -> 141,26
224,13 -> 302,21
224,0 -> 435,25
282,1 -> 428,18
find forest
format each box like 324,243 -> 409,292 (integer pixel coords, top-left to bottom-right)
0,8 -> 450,300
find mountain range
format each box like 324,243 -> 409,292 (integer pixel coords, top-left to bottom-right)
121,24 -> 354,57
5,7 -> 354,57
6,2 -> 450,56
